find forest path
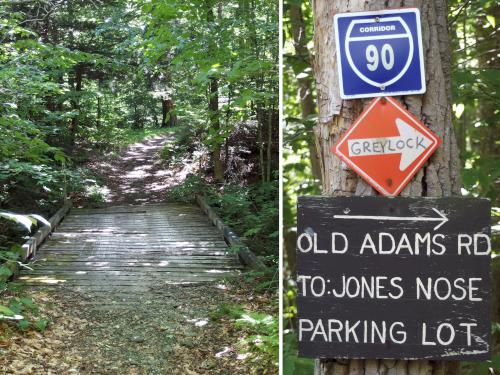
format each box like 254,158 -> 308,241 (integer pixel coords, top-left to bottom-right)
88,134 -> 196,205
5,135 -> 257,374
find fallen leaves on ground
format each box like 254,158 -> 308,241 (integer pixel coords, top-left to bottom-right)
0,276 -> 278,374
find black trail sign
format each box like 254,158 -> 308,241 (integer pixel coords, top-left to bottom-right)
296,196 -> 491,360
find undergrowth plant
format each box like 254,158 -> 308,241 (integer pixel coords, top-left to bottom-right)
211,303 -> 278,368
0,212 -> 49,332
170,175 -> 278,262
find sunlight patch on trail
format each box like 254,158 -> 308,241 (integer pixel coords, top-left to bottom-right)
85,134 -> 203,205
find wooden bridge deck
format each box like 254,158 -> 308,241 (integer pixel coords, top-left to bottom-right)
18,204 -> 243,292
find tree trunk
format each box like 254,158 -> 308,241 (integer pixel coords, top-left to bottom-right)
161,99 -> 176,128
289,2 -> 322,184
206,1 -> 223,183
224,84 -> 232,166
208,73 -> 223,182
266,103 -> 273,182
97,79 -> 102,127
257,103 -> 266,182
311,0 -> 461,373
69,64 -> 83,146
455,5 -> 468,165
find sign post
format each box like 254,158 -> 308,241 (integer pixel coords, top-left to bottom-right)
296,196 -> 491,360
333,96 -> 441,196
334,8 -> 426,99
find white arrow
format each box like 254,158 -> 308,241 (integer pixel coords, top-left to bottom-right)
333,207 -> 448,231
347,118 -> 432,171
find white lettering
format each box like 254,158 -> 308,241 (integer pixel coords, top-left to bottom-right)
331,232 -> 348,254
299,319 -> 313,341
459,323 -> 476,346
297,232 -> 313,253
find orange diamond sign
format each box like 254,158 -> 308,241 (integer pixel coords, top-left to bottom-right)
333,97 -> 441,196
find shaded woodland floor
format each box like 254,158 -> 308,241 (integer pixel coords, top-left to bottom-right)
83,134 -> 198,205
1,280 -> 274,374
1,282 -> 274,374
0,135 -> 276,374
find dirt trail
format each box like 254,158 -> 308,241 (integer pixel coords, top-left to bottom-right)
1,135 -> 274,374
88,135 -> 195,205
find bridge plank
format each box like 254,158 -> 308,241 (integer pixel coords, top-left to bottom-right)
20,203 -> 242,291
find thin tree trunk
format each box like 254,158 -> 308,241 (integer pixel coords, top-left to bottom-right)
97,79 -> 102,127
266,103 -> 273,182
69,64 -> 83,146
311,0 -> 461,373
257,103 -> 265,182
456,5 -> 468,165
209,77 -> 223,182
224,84 -> 232,166
289,2 -> 322,183
206,1 -> 223,182
245,0 -> 269,182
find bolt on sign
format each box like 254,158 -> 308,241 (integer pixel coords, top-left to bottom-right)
334,8 -> 425,99
296,196 -> 491,360
333,97 -> 441,196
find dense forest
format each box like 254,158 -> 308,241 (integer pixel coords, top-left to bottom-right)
283,0 -> 499,374
0,0 -> 278,372
0,0 -> 278,224
0,0 -> 279,270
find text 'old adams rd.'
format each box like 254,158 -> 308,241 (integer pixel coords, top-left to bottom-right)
296,196 -> 491,361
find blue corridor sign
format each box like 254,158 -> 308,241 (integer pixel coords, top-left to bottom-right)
334,8 -> 426,99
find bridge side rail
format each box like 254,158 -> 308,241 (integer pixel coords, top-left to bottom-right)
21,201 -> 72,262
196,195 -> 267,271
0,201 -> 72,285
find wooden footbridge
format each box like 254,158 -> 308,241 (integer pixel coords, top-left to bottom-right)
17,202 -> 257,293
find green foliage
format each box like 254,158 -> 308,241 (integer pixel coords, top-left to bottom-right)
207,183 -> 278,256
168,175 -> 208,203
282,2 -> 322,370
83,184 -> 108,205
283,0 -> 320,229
283,331 -> 314,375
212,303 -> 278,365
236,312 -> 278,358
159,138 -> 190,166
0,296 -> 48,333
461,155 -> 500,202
141,0 -> 278,173
449,0 -> 500,206
0,0 -> 279,232
460,354 -> 500,375
0,3 -> 277,369
210,303 -> 246,320
283,0 -> 499,372
170,176 -> 278,260
0,305 -> 15,317
0,0 -> 160,218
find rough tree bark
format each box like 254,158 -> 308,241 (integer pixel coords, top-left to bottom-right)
311,0 -> 461,374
